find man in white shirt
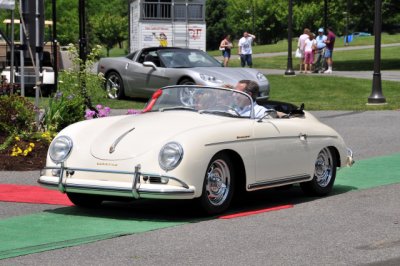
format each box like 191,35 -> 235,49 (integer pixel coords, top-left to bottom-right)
238,32 -> 256,68
234,80 -> 287,119
314,28 -> 327,73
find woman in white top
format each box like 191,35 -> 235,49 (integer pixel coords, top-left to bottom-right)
304,33 -> 316,74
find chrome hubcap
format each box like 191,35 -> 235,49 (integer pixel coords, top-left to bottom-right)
315,148 -> 333,187
179,87 -> 196,106
206,159 -> 230,206
106,75 -> 120,99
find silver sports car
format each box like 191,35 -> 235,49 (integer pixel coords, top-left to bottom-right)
97,47 -> 270,99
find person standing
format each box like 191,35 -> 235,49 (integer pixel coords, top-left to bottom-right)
297,28 -> 310,73
323,27 -> 336,74
304,33 -> 316,74
238,32 -> 256,68
219,35 -> 233,67
314,28 -> 327,73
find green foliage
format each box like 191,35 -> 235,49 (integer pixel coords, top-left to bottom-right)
206,0 -> 231,50
42,92 -> 84,133
91,14 -> 128,56
0,95 -> 36,135
41,44 -> 106,132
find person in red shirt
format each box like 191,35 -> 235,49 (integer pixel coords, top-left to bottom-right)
323,27 -> 336,74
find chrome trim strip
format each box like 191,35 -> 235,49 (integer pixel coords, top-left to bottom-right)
109,127 -> 135,154
205,135 -> 338,147
248,174 -> 311,190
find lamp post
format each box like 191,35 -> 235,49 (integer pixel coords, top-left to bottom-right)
284,0 -> 295,75
324,0 -> 328,30
368,0 -> 386,104
52,0 -> 57,91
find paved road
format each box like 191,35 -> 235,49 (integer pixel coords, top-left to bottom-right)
1,111 -> 400,265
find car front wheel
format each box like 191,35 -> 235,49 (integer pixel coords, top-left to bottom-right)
300,147 -> 337,196
105,71 -> 125,99
198,153 -> 234,215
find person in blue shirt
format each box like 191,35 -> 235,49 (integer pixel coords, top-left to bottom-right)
314,28 -> 328,73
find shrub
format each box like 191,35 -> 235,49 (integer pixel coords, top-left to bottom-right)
0,95 -> 37,135
41,44 -> 106,132
41,92 -> 85,132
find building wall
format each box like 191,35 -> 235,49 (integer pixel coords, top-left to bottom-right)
129,0 -> 206,52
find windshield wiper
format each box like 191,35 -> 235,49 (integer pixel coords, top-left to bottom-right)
159,106 -> 197,112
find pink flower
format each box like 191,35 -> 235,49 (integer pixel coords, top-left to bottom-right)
85,110 -> 96,119
126,109 -> 142,115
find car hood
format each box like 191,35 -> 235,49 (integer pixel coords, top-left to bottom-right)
193,67 -> 262,85
90,111 -> 227,160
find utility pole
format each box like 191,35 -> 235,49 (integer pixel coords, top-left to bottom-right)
368,0 -> 386,104
285,0 -> 295,75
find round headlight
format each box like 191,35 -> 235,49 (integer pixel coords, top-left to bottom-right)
49,136 -> 73,164
159,142 -> 183,171
256,72 -> 267,81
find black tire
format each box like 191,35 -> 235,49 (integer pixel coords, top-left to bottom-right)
197,153 -> 235,215
178,78 -> 195,85
67,192 -> 103,208
105,71 -> 125,99
300,147 -> 337,196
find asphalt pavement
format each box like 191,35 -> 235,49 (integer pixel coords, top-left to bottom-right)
2,42 -> 400,266
1,110 -> 400,265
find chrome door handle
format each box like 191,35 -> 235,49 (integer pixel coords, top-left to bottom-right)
299,133 -> 307,141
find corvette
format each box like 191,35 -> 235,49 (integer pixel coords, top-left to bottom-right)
97,47 -> 270,100
38,86 -> 354,214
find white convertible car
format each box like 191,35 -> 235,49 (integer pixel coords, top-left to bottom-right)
38,86 -> 354,214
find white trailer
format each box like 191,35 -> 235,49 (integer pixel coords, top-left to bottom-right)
129,0 -> 206,52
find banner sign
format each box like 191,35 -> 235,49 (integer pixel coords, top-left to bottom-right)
0,0 -> 15,10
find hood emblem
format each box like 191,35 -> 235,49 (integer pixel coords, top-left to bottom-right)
109,127 -> 135,154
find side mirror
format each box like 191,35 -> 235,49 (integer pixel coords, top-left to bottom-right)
143,61 -> 157,69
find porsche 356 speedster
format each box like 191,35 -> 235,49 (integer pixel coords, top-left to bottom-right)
38,86 -> 354,214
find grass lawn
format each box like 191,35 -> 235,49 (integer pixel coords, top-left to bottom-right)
226,46 -> 400,70
29,75 -> 399,111
207,33 -> 400,56
267,75 -> 400,110
30,33 -> 400,112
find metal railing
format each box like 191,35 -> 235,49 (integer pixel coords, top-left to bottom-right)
141,3 -> 204,21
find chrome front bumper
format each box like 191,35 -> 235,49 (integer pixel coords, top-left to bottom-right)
346,148 -> 355,167
38,164 -> 196,200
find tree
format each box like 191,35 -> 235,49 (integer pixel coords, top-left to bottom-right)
206,0 -> 231,50
91,14 -> 128,56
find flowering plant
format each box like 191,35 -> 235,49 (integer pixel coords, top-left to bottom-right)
10,136 -> 35,157
85,104 -> 111,119
126,109 -> 142,115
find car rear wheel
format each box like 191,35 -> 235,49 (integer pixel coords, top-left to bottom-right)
67,193 -> 103,208
105,71 -> 124,99
198,153 -> 234,215
300,147 -> 337,196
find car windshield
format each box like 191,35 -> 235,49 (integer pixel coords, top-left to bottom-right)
158,49 -> 222,68
148,86 -> 255,118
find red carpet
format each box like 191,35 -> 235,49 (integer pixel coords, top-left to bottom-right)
218,204 -> 293,219
0,184 -> 73,206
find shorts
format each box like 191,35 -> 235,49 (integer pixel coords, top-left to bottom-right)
222,49 -> 231,58
324,49 -> 333,58
304,51 -> 314,64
